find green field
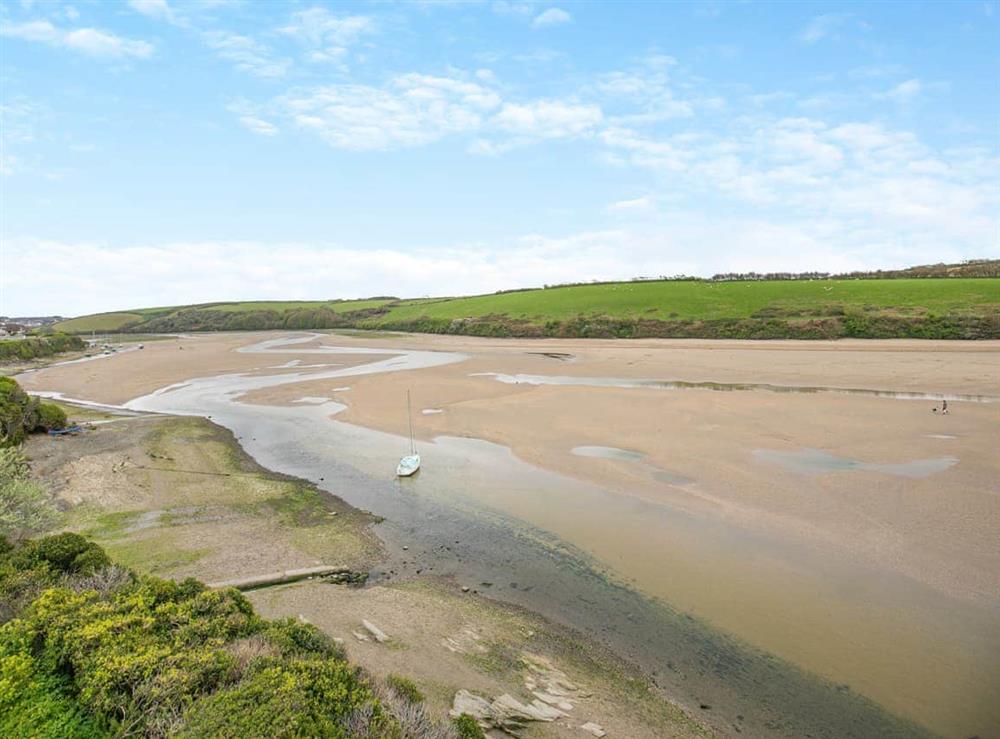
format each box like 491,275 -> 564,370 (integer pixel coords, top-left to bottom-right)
370,279 -> 1000,324
50,278 -> 1000,340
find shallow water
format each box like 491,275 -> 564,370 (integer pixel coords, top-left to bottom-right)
112,335 -> 997,738
754,448 -> 958,478
572,445 -> 646,461
474,372 -> 1000,403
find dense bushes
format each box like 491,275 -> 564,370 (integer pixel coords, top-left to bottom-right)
0,378 -> 67,446
0,334 -> 85,362
365,310 -> 1000,340
137,306 -> 390,334
0,534 -> 464,738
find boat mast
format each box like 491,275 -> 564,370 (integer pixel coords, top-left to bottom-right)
407,390 -> 415,455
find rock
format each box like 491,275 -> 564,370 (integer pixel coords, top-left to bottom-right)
449,690 -> 563,734
352,631 -> 369,642
449,689 -> 493,722
361,619 -> 389,643
580,721 -> 606,737
533,691 -> 574,711
461,586 -> 470,593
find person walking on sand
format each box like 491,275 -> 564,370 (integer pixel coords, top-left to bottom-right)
942,399 -> 949,415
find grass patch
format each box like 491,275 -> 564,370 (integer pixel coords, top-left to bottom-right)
103,534 -> 208,575
262,484 -> 330,527
80,510 -> 145,540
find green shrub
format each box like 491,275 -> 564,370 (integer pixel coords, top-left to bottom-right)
6,533 -> 109,576
0,378 -> 36,447
0,652 -> 103,738
385,673 -> 424,703
0,534 -> 442,737
179,658 -> 390,738
452,713 -> 487,738
33,404 -> 67,432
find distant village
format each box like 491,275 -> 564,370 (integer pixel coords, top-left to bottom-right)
0,316 -> 64,337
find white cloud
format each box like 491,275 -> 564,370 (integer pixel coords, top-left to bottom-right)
607,196 -> 652,212
0,20 -> 153,59
494,100 -> 602,138
279,7 -> 373,63
128,0 -> 180,25
280,7 -> 373,46
532,7 -> 572,29
881,78 -> 922,103
599,114 -> 999,252
797,13 -> 851,44
270,74 -> 501,150
237,115 -> 279,136
202,31 -> 290,78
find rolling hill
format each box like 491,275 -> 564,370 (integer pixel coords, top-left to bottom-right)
52,268 -> 1000,340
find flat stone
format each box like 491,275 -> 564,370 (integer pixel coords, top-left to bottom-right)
361,619 -> 389,643
532,691 -> 574,711
581,722 -> 607,737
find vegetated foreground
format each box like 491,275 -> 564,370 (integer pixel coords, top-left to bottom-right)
0,533 -> 473,738
55,273 -> 1000,340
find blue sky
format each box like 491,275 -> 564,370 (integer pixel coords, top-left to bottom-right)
1,0 -> 997,315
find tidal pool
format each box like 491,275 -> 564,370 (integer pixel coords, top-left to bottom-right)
113,336 -> 997,738
754,448 -> 959,478
571,445 -> 646,461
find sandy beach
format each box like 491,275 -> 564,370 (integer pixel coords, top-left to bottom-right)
19,331 -> 1000,738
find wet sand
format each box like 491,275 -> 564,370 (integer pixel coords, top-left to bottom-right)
19,331 -> 1000,738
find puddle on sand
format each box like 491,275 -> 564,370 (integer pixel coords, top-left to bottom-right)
755,448 -> 958,478
120,335 -> 997,739
473,372 -> 1000,403
572,446 -> 695,485
572,445 -> 645,461
292,396 -> 331,405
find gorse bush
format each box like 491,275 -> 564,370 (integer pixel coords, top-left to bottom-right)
0,534 -> 460,738
0,377 -> 68,447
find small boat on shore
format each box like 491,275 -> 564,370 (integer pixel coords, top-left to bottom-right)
397,390 -> 421,477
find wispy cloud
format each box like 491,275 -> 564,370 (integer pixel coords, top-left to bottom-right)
0,19 -> 154,59
494,99 -> 601,139
202,31 -> 290,77
264,74 -> 500,150
279,7 -> 374,63
797,13 -> 851,44
128,0 -> 182,26
880,78 -> 922,104
532,7 -> 572,29
607,196 -> 652,212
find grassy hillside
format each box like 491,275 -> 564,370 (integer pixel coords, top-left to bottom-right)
52,278 -> 1000,340
367,279 -> 999,323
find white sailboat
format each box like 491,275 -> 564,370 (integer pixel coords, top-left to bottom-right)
396,390 -> 421,477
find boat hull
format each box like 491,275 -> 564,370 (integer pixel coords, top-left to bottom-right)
396,454 -> 421,477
